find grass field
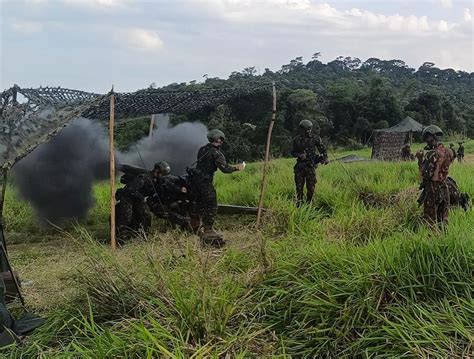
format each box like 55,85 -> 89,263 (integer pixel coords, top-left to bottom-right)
2,143 -> 473,358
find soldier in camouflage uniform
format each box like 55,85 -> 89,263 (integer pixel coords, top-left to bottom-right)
416,125 -> 455,226
291,120 -> 328,206
147,171 -> 189,230
189,129 -> 244,247
457,142 -> 465,162
401,143 -> 412,161
115,162 -> 171,239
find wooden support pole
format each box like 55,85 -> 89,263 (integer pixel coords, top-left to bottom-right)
148,114 -> 155,144
0,169 -> 9,270
256,82 -> 276,225
109,89 -> 117,250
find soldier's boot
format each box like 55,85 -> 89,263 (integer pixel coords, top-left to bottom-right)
200,226 -> 225,248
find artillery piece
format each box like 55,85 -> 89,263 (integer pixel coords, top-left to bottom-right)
116,163 -> 259,235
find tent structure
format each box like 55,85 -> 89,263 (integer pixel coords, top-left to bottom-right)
0,83 -> 275,322
371,116 -> 423,160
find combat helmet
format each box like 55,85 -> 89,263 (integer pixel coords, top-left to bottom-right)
207,129 -> 226,142
154,161 -> 171,175
299,120 -> 313,130
422,125 -> 443,140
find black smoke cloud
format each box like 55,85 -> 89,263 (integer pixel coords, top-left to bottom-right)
12,116 -> 208,223
12,118 -> 110,223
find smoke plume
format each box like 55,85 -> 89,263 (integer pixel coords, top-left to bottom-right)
123,114 -> 208,176
12,118 -> 110,223
12,115 -> 208,223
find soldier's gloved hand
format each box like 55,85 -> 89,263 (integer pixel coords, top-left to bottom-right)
181,187 -> 187,193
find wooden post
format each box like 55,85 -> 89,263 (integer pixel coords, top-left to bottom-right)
109,89 -> 117,250
256,82 -> 276,225
148,114 -> 155,144
0,169 -> 9,270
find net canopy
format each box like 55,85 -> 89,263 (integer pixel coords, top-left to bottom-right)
0,84 -> 271,171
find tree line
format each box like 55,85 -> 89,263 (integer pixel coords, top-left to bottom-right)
118,54 -> 474,162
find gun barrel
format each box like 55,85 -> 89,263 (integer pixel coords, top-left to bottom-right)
117,163 -> 149,175
217,204 -> 261,215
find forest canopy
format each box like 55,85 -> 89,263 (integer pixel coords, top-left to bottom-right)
119,55 -> 474,161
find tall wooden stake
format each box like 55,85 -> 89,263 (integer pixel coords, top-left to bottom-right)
256,82 -> 276,225
0,169 -> 9,269
109,89 -> 117,250
148,114 -> 155,144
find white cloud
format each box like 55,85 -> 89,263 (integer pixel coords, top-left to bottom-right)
464,8 -> 472,21
125,28 -> 163,52
63,0 -> 131,10
10,19 -> 43,33
202,1 -> 456,37
439,0 -> 453,8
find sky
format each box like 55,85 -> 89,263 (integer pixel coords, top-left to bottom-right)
1,0 -> 473,93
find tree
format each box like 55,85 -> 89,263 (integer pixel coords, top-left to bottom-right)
285,89 -> 319,131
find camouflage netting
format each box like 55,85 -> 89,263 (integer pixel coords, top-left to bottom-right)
371,117 -> 423,161
371,131 -> 408,160
0,83 -> 272,275
0,84 -> 271,171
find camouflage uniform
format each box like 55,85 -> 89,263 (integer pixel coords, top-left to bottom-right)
190,143 -> 237,228
147,175 -> 191,230
419,143 -> 455,225
401,144 -> 412,161
457,144 -> 465,162
115,173 -> 155,237
291,133 -> 327,205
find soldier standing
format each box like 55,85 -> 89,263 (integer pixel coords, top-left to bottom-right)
189,129 -> 244,247
417,125 -> 455,226
401,143 -> 412,161
457,142 -> 465,162
291,120 -> 328,206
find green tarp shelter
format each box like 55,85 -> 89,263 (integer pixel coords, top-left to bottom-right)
375,116 -> 423,133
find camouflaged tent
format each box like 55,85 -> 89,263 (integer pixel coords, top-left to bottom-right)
0,84 -> 272,327
371,116 -> 423,160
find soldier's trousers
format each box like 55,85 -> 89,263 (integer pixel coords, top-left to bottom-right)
294,163 -> 317,204
192,180 -> 217,227
423,181 -> 450,225
116,197 -> 151,233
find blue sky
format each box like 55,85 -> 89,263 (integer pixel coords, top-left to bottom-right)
1,0 -> 473,93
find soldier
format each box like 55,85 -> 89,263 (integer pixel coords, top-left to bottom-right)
401,143 -> 412,161
457,142 -> 465,162
189,129 -> 244,247
147,170 -> 189,230
416,125 -> 455,226
291,120 -> 328,206
115,162 -> 171,239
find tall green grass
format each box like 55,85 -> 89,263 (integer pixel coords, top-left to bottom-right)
3,144 -> 474,357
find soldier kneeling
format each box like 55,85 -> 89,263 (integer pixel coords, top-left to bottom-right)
115,162 -> 170,240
